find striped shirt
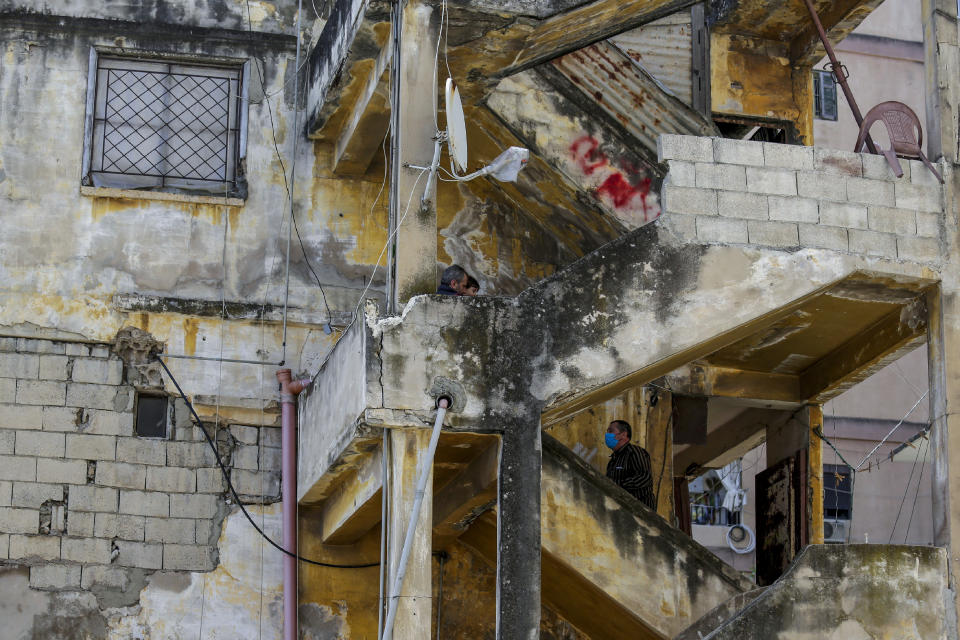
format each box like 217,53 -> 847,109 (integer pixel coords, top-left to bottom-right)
606,443 -> 656,510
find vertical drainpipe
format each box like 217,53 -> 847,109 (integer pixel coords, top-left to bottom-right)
277,369 -> 310,640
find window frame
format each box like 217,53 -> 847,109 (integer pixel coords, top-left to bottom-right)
823,463 -> 853,520
134,392 -> 171,439
813,68 -> 838,122
81,47 -> 250,203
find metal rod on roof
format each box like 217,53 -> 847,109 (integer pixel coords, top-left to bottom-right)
800,0 -> 878,154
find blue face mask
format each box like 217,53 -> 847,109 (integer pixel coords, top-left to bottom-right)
605,432 -> 619,449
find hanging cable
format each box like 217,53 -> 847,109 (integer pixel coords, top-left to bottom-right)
243,0 -> 332,365
889,425 -> 928,543
855,390 -> 928,470
155,356 -> 379,569
903,430 -> 930,543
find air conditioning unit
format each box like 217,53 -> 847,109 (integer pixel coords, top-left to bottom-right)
823,518 -> 849,543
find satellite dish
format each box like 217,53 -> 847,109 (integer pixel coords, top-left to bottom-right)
445,78 -> 468,173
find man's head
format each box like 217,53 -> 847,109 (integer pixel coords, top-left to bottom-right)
605,420 -> 631,451
464,275 -> 480,297
441,264 -> 469,294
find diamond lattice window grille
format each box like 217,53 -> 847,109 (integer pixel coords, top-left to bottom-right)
86,55 -> 244,194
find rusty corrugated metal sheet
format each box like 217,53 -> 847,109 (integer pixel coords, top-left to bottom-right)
609,10 -> 693,105
551,41 -> 719,157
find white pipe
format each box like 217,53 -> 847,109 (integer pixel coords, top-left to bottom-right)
377,429 -> 390,638
381,398 -> 449,640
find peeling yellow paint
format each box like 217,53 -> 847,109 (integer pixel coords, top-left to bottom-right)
299,515 -> 381,639
711,33 -> 813,144
183,317 -> 200,356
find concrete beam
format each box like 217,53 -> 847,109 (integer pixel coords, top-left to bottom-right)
432,441 -> 499,548
674,408 -> 790,477
333,45 -> 392,176
665,364 -> 803,404
800,302 -> 928,403
539,285 -> 834,428
505,0 -> 699,74
306,0 -> 389,137
319,446 -> 383,544
789,0 -> 886,66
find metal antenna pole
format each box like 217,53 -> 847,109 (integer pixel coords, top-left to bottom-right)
800,0 -> 877,154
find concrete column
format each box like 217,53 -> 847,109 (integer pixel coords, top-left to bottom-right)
807,404 -> 824,545
921,0 -> 959,163
387,428 -> 432,638
923,0 -> 960,620
497,415 -> 541,640
641,387 -> 674,522
388,0 -> 440,310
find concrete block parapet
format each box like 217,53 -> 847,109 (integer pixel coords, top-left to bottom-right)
658,135 -> 945,265
658,135 -> 714,163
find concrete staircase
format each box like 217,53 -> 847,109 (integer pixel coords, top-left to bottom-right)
460,434 -> 754,639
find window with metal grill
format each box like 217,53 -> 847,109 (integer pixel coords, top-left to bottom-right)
82,50 -> 248,199
813,69 -> 838,121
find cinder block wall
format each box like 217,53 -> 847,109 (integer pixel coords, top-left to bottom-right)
657,134 -> 944,264
0,336 -> 279,600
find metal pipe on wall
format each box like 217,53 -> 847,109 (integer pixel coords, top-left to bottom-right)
277,369 -> 311,640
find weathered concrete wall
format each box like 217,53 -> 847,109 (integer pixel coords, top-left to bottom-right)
0,6 -> 410,417
703,544 -> 951,640
0,335 -> 282,637
431,540 -> 591,640
1,504 -> 284,639
0,0 -> 307,33
659,135 -> 944,262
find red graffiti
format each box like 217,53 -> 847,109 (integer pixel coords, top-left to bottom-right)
597,175 -> 651,214
569,134 -> 657,220
569,135 -> 608,175
596,174 -> 634,208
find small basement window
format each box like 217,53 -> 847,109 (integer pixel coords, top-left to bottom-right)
81,48 -> 249,201
814,69 -> 838,121
136,394 -> 169,438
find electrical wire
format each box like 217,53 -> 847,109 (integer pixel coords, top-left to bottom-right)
889,424 -> 929,543
243,0 -> 333,350
855,390 -> 928,470
289,209 -> 334,323
332,168 -> 431,348
903,430 -> 929,543
155,355 -> 380,569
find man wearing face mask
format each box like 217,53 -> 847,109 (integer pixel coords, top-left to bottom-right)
605,420 -> 656,510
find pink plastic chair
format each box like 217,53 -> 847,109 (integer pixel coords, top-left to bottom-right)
854,101 -> 943,184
